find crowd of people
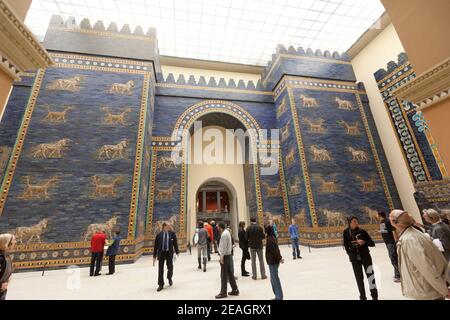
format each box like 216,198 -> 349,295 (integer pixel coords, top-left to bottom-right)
0,208 -> 449,300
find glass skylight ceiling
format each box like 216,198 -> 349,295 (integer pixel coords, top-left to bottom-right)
25,0 -> 385,66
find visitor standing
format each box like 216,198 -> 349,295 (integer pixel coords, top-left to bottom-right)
211,220 -> 220,254
377,211 -> 400,282
390,209 -> 448,300
215,222 -> 239,299
423,209 -> 450,262
0,234 -> 16,300
90,230 -> 106,277
238,221 -> 250,277
105,230 -> 122,275
246,217 -> 267,280
289,218 -> 302,260
193,221 -> 209,272
204,222 -> 214,261
154,222 -> 179,292
265,225 -> 284,300
343,216 -> 378,300
269,220 -> 278,240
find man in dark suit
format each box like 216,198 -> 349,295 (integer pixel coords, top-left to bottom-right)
106,230 -> 122,275
153,222 -> 179,292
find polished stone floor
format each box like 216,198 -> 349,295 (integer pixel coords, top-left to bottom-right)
8,244 -> 410,300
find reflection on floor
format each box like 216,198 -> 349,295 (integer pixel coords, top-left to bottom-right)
8,244 -> 410,300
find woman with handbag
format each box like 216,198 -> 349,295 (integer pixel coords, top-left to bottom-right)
238,221 -> 250,277
0,233 -> 16,300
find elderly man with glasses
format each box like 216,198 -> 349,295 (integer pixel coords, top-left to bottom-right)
389,209 -> 449,300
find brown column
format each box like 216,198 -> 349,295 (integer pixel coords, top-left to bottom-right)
383,0 -> 450,176
380,0 -> 450,75
0,71 -> 13,117
4,0 -> 32,21
421,99 -> 450,171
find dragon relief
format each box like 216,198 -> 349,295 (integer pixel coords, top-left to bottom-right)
355,175 -> 377,192
281,119 -> 291,142
42,105 -> 73,123
304,118 -> 327,134
285,148 -> 296,168
262,181 -> 282,197
337,120 -> 360,135
289,176 -> 301,195
102,107 -> 133,126
18,176 -> 59,200
312,174 -> 340,193
91,175 -> 123,199
156,183 -> 178,201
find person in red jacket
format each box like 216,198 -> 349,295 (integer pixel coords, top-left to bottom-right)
204,222 -> 214,261
90,230 -> 106,277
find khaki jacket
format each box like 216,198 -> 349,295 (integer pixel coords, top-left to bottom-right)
397,226 -> 449,300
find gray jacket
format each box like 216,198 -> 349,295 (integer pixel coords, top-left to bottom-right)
429,221 -> 450,262
195,228 -> 209,247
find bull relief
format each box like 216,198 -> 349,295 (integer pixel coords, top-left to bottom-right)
9,219 -> 49,244
83,216 -> 119,241
108,80 -> 135,95
46,76 -> 83,92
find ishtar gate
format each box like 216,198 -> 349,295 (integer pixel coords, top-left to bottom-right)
0,0 -> 449,302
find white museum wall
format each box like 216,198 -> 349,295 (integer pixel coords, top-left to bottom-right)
351,23 -> 420,220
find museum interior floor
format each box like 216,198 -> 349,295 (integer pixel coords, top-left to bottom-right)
8,244 -> 409,300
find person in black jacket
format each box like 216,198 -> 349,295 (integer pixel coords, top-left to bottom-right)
343,216 -> 378,300
377,211 -> 400,282
153,222 -> 179,292
265,225 -> 284,300
246,217 -> 267,280
238,221 -> 250,277
0,234 -> 16,300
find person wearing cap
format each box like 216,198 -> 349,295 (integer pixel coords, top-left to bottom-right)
0,233 -> 16,300
423,209 -> 450,262
389,209 -> 449,300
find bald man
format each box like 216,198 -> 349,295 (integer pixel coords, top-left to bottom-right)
389,210 -> 449,300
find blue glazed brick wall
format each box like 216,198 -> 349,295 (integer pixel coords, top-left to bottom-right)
275,93 -> 311,227
292,87 -> 395,226
0,77 -> 35,184
0,66 -> 149,243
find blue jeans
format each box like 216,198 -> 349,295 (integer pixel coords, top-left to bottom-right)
291,238 -> 300,258
268,264 -> 283,300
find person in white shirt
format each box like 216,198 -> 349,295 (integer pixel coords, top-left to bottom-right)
215,222 -> 239,299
